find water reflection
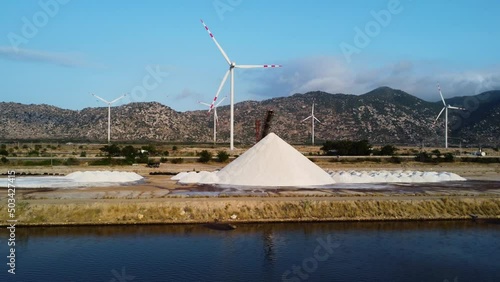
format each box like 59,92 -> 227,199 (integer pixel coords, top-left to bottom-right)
1,221 -> 499,282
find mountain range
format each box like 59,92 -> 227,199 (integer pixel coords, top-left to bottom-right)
1,87 -> 499,146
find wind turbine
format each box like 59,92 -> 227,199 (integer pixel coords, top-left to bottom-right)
199,96 -> 227,145
302,101 -> 321,146
200,19 -> 282,150
434,84 -> 465,148
92,93 -> 127,143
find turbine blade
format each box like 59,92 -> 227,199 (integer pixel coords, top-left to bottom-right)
435,107 -> 446,123
199,102 -> 211,107
92,94 -> 110,104
437,84 -> 446,106
215,96 -> 227,107
208,70 -> 230,113
314,117 -> 321,123
236,64 -> 282,69
200,19 -> 231,65
302,115 -> 312,122
109,94 -> 127,104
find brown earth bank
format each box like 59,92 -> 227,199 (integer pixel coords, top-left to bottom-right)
1,162 -> 499,226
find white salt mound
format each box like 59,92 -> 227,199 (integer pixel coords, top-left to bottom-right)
180,133 -> 334,187
215,133 -> 335,186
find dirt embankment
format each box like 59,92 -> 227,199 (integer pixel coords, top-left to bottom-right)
1,162 -> 499,226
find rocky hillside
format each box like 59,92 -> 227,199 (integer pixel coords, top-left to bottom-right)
1,87 -> 498,146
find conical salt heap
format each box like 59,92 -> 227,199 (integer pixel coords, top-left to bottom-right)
215,133 -> 335,187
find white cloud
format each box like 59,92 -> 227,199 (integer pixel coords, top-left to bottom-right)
0,46 -> 90,68
175,88 -> 202,101
248,56 -> 500,102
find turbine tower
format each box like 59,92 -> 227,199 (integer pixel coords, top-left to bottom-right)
434,85 -> 465,148
199,96 -> 227,145
200,19 -> 282,150
302,101 -> 321,146
92,93 -> 127,143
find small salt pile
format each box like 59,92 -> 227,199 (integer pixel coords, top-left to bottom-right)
328,170 -> 465,183
65,171 -> 143,183
5,171 -> 144,189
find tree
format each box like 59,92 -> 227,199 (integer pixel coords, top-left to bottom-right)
121,145 -> 137,163
431,149 -> 442,158
198,150 -> 213,163
0,149 -> 8,156
351,140 -> 371,155
321,140 -> 372,156
141,145 -> 158,156
100,144 -> 121,157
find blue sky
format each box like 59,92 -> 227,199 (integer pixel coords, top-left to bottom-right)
1,0 -> 499,111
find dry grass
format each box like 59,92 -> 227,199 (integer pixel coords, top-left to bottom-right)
1,197 -> 499,225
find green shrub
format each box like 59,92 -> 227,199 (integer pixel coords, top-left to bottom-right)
89,158 -> 112,166
443,153 -> 454,162
415,152 -> 433,163
1,156 -> 8,164
136,154 -> 149,164
99,144 -> 121,157
389,156 -> 401,164
431,149 -> 441,158
64,157 -> 80,166
80,151 -> 87,157
380,145 -> 397,156
171,158 -> 183,164
460,157 -> 500,164
198,150 -> 213,163
216,151 -> 230,162
321,140 -> 371,156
